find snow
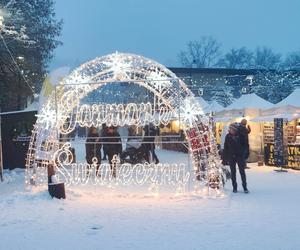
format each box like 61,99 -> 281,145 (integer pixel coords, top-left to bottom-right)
275,88 -> 300,108
1,149 -> 300,250
225,93 -> 274,110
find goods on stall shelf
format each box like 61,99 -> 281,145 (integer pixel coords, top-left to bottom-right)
263,118 -> 300,169
263,121 -> 297,144
296,121 -> 300,144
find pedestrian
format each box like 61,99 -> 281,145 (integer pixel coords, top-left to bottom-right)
223,123 -> 249,193
239,119 -> 251,168
85,126 -> 102,176
101,123 -> 109,161
142,124 -> 159,164
106,126 -> 122,177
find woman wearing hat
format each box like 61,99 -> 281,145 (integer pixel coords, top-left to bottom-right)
223,123 -> 249,193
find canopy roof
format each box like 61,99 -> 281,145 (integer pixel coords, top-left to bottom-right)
195,98 -> 225,113
225,93 -> 273,110
275,88 -> 300,108
251,113 -> 300,122
208,100 -> 224,112
195,97 -> 209,111
0,101 -> 38,116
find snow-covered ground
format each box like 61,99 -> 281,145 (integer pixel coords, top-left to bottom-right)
1,149 -> 300,250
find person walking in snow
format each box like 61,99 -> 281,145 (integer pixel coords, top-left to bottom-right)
142,124 -> 159,164
223,123 -> 249,193
239,119 -> 251,168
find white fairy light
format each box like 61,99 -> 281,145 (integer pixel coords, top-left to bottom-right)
179,97 -> 204,127
57,101 -> 174,134
51,144 -> 190,193
25,52 -> 223,196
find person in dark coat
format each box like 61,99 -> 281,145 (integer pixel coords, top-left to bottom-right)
101,123 -> 109,160
239,119 -> 251,168
142,124 -> 159,164
106,126 -> 122,177
85,126 -> 102,175
223,124 -> 249,193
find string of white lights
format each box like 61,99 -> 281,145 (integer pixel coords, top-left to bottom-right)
25,52 -> 223,195
52,145 -> 190,193
0,33 -> 35,94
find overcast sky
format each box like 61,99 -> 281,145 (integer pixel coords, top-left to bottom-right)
50,0 -> 300,70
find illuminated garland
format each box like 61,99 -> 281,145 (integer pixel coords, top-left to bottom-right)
53,143 -> 190,193
25,52 -> 224,196
57,101 -> 174,134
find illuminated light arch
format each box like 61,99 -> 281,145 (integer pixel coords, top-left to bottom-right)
25,52 -> 222,193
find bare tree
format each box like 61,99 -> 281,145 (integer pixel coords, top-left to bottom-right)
178,36 -> 222,68
217,47 -> 253,69
284,51 -> 300,70
253,47 -> 281,69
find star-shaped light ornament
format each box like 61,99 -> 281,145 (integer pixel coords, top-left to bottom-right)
179,97 -> 204,127
102,52 -> 133,81
36,106 -> 68,130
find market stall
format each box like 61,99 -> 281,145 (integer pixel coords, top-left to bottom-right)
160,96 -> 209,152
252,90 -> 300,169
0,104 -> 38,170
214,93 -> 274,162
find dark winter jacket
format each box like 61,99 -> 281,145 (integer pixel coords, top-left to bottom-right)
142,126 -> 158,150
223,133 -> 244,162
105,131 -> 122,155
101,128 -> 109,151
238,124 -> 250,147
85,131 -> 102,164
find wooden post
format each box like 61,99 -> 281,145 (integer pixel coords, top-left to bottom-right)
47,163 -> 66,199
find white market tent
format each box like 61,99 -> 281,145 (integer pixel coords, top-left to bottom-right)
195,97 -> 225,113
253,105 -> 300,122
274,88 -> 300,108
195,96 -> 209,112
0,101 -> 38,116
214,93 -> 273,122
225,93 -> 274,110
254,89 -> 300,122
207,100 -> 224,112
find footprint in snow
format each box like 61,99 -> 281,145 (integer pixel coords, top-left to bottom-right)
87,225 -> 103,235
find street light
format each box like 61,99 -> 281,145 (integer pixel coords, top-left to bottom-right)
17,56 -> 24,61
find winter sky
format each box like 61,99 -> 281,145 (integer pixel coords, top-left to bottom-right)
50,0 -> 300,70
